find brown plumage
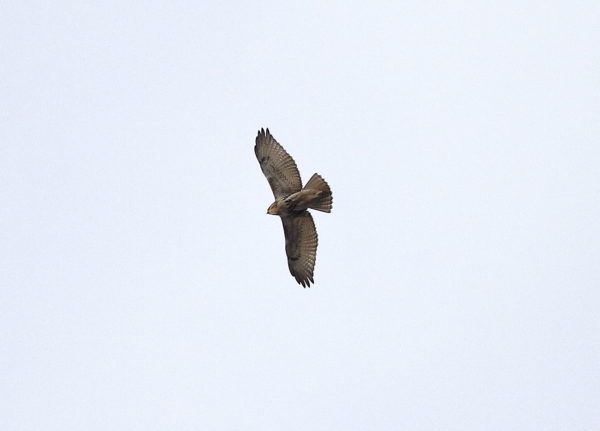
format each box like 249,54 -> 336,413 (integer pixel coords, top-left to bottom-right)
255,128 -> 333,287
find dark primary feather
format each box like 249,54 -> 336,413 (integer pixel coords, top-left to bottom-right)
281,211 -> 318,287
254,128 -> 302,199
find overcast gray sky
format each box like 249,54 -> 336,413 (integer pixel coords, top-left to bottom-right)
2,1 -> 599,430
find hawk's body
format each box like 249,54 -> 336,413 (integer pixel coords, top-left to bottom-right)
254,128 -> 332,287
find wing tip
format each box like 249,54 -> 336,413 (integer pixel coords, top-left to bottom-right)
255,127 -> 273,148
256,127 -> 270,136
296,274 -> 315,288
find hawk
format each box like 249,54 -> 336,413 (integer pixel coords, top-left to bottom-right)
255,128 -> 333,287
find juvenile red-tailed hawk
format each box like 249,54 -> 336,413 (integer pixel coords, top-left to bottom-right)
255,128 -> 333,287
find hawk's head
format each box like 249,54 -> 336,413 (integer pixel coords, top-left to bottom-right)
267,201 -> 279,215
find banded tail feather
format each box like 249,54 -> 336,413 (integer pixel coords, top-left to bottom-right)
303,173 -> 332,213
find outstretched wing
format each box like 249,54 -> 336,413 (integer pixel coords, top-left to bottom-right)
255,128 -> 302,199
281,211 -> 318,287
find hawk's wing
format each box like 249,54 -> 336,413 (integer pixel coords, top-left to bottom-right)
255,128 -> 302,199
281,211 -> 318,287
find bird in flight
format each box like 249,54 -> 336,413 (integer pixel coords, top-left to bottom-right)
254,128 -> 333,287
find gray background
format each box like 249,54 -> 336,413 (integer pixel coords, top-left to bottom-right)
2,1 -> 599,430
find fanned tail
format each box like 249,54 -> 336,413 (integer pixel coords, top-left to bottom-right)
303,173 -> 333,213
